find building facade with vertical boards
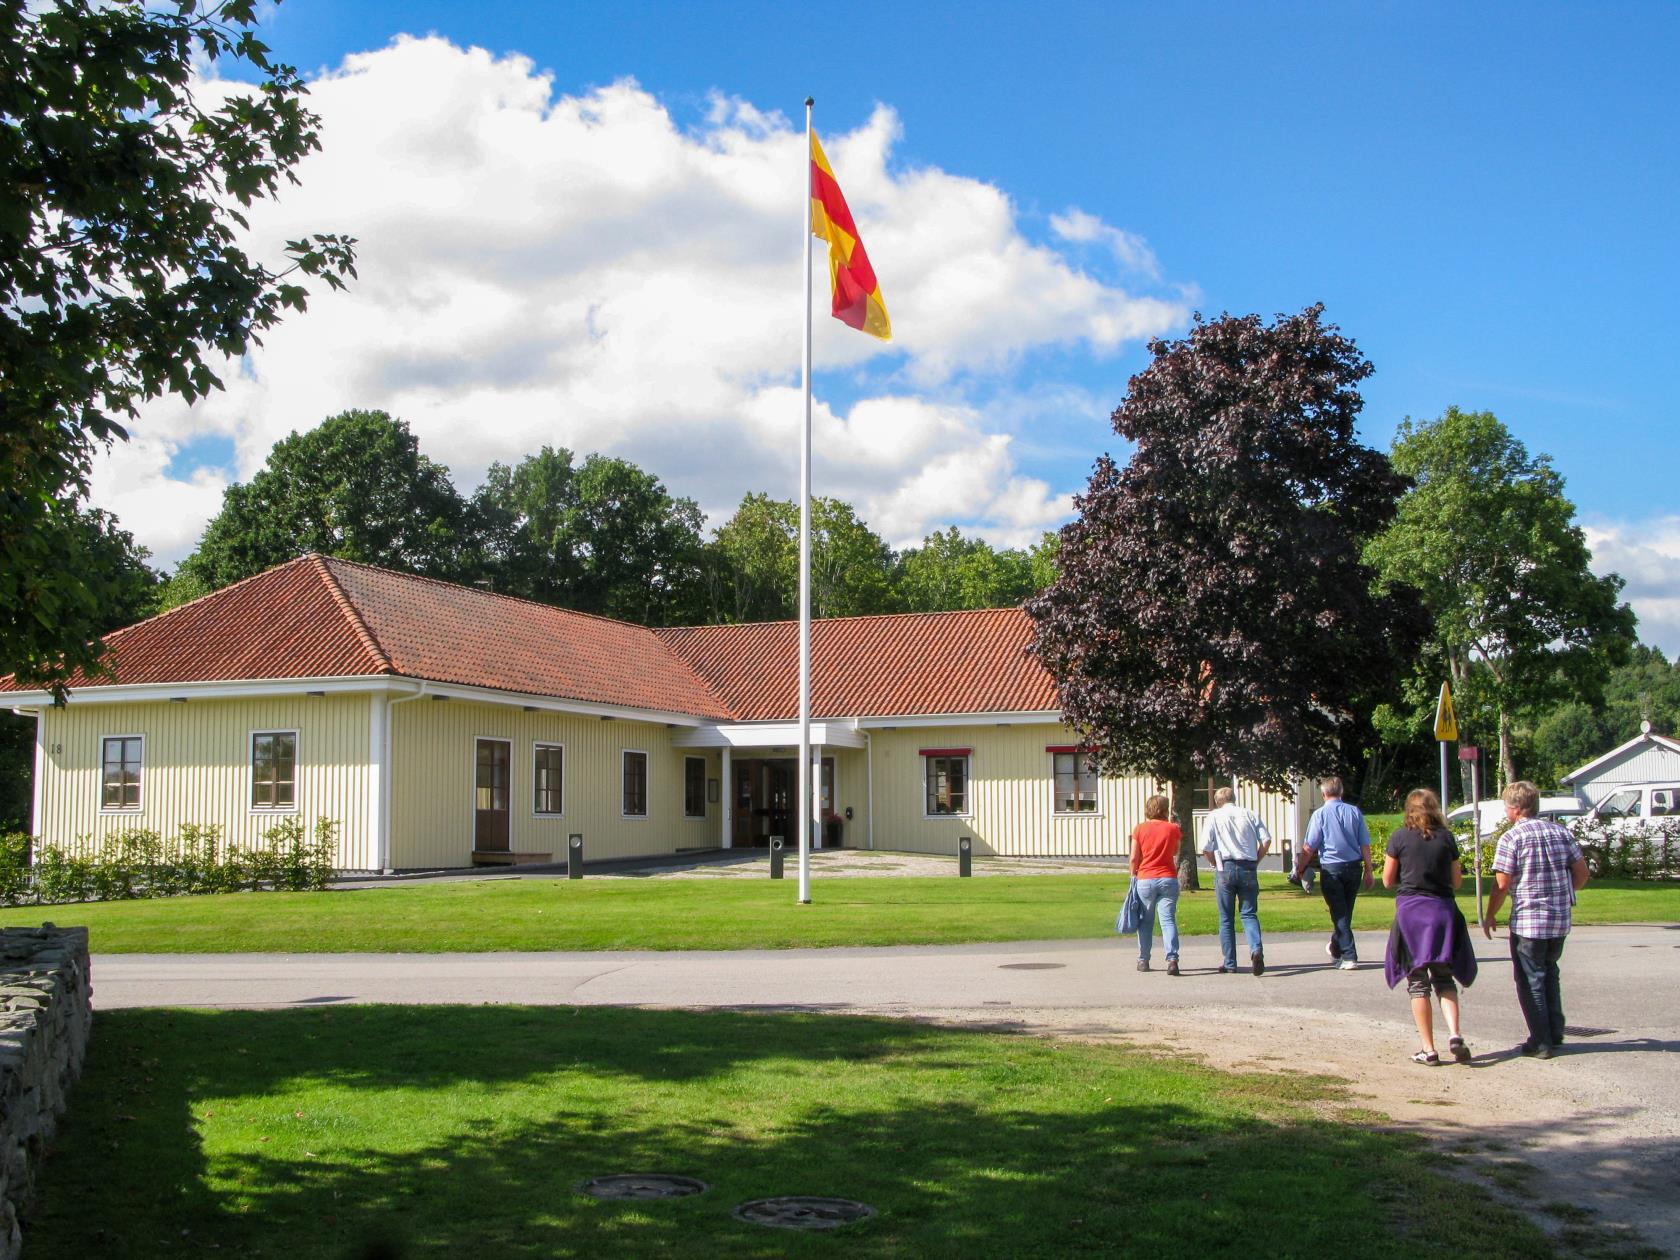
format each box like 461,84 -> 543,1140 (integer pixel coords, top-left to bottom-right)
4,555 -> 1311,872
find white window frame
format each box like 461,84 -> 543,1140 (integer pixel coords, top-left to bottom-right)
683,755 -> 707,819
922,751 -> 973,819
98,733 -> 145,815
248,728 -> 300,814
531,741 -> 566,818
1051,750 -> 1102,817
622,749 -> 650,820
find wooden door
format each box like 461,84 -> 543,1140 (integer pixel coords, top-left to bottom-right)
766,760 -> 793,842
475,738 -> 511,851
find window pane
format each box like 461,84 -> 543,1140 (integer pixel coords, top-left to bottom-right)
684,758 -> 705,817
624,753 -> 647,816
103,737 -> 141,809
535,746 -> 563,814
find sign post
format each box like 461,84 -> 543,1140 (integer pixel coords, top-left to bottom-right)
1460,745 -> 1483,923
1433,682 -> 1458,813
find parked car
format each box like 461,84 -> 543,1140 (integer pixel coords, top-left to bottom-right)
1581,782 -> 1680,831
1446,796 -> 1589,835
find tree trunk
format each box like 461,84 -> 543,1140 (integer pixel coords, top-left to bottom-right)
1498,708 -> 1515,790
1170,766 -> 1201,892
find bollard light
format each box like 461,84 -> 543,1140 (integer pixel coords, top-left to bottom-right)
568,834 -> 584,880
769,835 -> 785,880
958,835 -> 972,878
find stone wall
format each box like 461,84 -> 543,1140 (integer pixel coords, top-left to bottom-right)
0,927 -> 90,1260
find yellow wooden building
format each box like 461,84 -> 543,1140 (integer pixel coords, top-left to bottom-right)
3,556 -> 1311,871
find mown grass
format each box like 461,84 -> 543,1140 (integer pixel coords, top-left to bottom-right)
12,871 -> 1676,954
28,1005 -> 1562,1259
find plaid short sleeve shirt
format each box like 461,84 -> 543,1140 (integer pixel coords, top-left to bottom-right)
1493,817 -> 1584,938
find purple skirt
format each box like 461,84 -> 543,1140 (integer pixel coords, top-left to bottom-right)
1384,894 -> 1478,990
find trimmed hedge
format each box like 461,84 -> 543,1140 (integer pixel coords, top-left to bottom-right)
0,818 -> 339,906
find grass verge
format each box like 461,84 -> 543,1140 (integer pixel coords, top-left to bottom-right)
28,1005 -> 1561,1259
16,873 -> 1676,954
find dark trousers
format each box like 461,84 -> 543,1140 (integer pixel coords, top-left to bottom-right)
1319,860 -> 1363,960
1510,933 -> 1567,1048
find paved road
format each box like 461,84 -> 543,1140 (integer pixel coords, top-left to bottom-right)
92,924 -> 1680,1252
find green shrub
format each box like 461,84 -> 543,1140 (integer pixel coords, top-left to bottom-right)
1573,817 -> 1680,880
1,818 -> 341,906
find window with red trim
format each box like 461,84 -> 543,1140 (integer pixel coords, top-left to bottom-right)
1052,751 -> 1099,814
925,753 -> 969,815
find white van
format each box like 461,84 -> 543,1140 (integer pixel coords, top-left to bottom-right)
1586,782 -> 1680,828
1448,796 -> 1589,836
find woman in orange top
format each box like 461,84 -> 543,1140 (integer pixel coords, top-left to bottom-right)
1130,794 -> 1184,975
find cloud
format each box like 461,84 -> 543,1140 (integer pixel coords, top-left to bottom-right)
93,35 -> 1187,570
1050,207 -> 1162,281
1584,516 -> 1680,657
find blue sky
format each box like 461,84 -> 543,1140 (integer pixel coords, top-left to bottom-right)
101,1 -> 1680,645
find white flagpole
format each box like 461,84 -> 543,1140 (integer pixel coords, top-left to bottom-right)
797,96 -> 814,905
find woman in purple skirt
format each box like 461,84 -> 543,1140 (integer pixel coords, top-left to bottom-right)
1383,788 -> 1478,1064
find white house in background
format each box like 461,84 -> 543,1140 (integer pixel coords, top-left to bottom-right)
1560,721 -> 1680,807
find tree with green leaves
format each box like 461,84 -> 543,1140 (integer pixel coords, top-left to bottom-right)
560,455 -> 707,625
897,527 -> 1041,612
1029,306 -> 1425,887
1,508 -> 159,829
178,410 -> 478,591
1365,407 -> 1637,787
1,0 -> 355,694
709,493 -> 797,623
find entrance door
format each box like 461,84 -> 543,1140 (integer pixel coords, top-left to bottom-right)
475,738 -> 511,851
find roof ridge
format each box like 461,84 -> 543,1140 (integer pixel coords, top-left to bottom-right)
312,557 -> 396,674
655,605 -> 1028,637
321,555 -> 672,635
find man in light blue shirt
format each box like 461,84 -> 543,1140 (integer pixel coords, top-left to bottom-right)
1200,787 -> 1272,974
1291,776 -> 1373,970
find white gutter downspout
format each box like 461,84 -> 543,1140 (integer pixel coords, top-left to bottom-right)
379,682 -> 428,873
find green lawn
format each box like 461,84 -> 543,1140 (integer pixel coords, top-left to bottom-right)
12,872 -> 1677,953
27,1005 -> 1561,1259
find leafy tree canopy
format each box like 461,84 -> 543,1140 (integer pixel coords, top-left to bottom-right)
706,494 -> 900,622
1,0 -> 354,693
1364,406 -> 1637,785
178,410 -> 478,591
897,527 -> 1045,612
1028,306 -> 1426,812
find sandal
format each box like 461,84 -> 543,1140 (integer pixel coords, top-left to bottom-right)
1411,1050 -> 1440,1066
1448,1037 -> 1471,1064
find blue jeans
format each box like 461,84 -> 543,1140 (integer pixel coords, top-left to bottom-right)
1134,877 -> 1181,963
1215,860 -> 1262,969
1319,860 -> 1364,961
1510,933 -> 1567,1048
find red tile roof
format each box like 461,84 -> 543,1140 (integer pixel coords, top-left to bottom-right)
655,608 -> 1056,720
2,556 -> 1059,721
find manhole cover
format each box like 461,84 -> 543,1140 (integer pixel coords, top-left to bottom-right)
733,1196 -> 876,1230
1564,1026 -> 1614,1038
578,1173 -> 708,1200
999,963 -> 1065,970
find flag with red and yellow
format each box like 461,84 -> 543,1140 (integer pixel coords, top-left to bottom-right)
809,130 -> 891,341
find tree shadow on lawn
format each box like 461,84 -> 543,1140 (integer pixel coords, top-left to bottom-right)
28,1005 -> 1560,1260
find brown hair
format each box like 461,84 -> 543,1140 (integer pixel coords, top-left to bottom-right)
1143,794 -> 1169,821
1403,788 -> 1445,837
1501,780 -> 1539,818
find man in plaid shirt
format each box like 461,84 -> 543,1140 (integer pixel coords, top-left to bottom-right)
1483,780 -> 1591,1059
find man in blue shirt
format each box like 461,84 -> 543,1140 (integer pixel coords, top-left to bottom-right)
1291,777 -> 1373,970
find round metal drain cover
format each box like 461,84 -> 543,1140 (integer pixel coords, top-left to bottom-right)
733,1196 -> 876,1230
999,962 -> 1065,970
578,1173 -> 708,1200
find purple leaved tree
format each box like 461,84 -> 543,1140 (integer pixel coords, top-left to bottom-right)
1027,306 -> 1426,889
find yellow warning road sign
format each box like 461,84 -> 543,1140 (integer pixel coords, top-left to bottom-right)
1434,682 -> 1458,742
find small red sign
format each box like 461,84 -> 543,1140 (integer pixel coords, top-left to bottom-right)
1458,745 -> 1479,761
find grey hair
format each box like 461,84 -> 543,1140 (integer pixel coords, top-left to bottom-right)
1213,786 -> 1235,807
1501,780 -> 1540,818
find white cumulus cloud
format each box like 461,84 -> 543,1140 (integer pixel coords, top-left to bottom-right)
1584,516 -> 1680,657
91,35 -> 1187,569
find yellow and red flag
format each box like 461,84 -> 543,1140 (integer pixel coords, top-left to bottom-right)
809,130 -> 891,341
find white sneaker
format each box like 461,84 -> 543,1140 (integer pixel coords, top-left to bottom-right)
1337,959 -> 1358,971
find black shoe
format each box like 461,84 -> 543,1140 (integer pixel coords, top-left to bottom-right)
1521,1042 -> 1554,1060
1136,959 -> 1150,973
1251,951 -> 1265,976
1166,959 -> 1180,976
